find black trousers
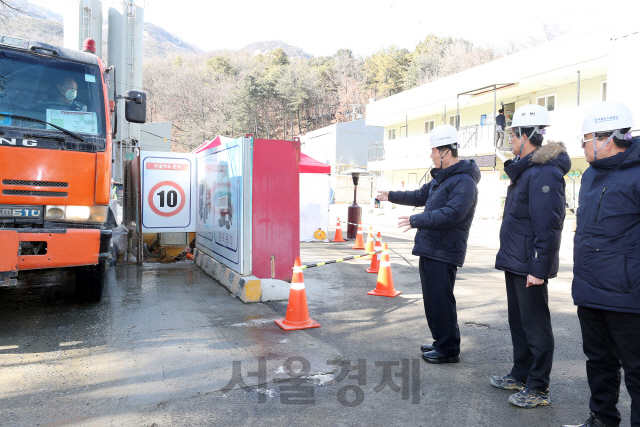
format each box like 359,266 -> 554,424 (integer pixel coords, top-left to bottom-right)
419,257 -> 459,356
578,306 -> 640,427
505,271 -> 554,391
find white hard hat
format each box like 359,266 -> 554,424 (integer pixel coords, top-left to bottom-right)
509,104 -> 551,129
582,101 -> 635,135
430,124 -> 459,149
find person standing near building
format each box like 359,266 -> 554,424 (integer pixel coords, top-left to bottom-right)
563,101 -> 640,427
496,109 -> 506,147
491,104 -> 571,408
376,125 -> 480,364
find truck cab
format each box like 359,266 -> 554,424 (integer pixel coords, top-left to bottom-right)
0,35 -> 145,302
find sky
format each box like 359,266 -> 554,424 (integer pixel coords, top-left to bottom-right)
28,0 -> 640,57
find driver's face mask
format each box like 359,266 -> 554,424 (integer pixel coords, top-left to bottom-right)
59,84 -> 77,101
65,88 -> 77,101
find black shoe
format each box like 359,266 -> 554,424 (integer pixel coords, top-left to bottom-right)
420,343 -> 435,353
563,413 -> 614,427
422,350 -> 460,364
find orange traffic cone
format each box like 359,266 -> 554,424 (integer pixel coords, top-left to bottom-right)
366,232 -> 383,273
332,218 -> 347,242
364,226 -> 375,259
275,258 -> 321,331
352,223 -> 365,250
368,243 -> 401,297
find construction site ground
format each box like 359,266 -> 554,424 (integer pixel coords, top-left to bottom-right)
0,206 -> 632,427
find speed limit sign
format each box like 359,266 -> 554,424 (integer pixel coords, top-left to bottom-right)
141,153 -> 195,232
148,181 -> 186,217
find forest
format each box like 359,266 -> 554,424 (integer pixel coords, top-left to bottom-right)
143,35 -> 515,151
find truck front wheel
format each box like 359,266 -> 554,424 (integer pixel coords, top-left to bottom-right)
75,260 -> 106,303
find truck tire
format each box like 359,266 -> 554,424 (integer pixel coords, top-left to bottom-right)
75,260 -> 106,303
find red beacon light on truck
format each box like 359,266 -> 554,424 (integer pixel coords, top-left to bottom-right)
82,38 -> 96,54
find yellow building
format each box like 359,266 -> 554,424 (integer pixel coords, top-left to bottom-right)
366,26 -> 640,218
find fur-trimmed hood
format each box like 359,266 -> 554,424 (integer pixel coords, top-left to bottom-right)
504,140 -> 571,182
532,140 -> 567,165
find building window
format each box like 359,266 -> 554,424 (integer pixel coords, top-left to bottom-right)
537,94 -> 556,111
601,81 -> 607,101
449,115 -> 460,128
388,128 -> 396,140
424,120 -> 435,133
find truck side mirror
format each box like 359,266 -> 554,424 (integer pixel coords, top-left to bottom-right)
124,90 -> 146,124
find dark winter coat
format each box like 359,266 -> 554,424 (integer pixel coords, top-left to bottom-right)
495,141 -> 571,279
572,138 -> 640,314
388,160 -> 480,267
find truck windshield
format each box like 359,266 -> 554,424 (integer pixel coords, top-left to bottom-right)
0,49 -> 106,139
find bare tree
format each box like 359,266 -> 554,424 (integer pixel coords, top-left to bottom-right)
0,0 -> 26,25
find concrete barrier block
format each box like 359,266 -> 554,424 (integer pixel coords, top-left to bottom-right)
204,258 -> 214,276
260,279 -> 291,302
193,251 -> 289,303
241,279 -> 262,303
193,248 -> 203,267
229,274 -> 241,296
210,262 -> 220,280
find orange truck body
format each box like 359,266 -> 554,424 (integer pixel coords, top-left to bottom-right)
0,36 -> 114,288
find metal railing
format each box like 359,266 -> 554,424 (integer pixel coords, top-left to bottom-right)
459,125 -> 479,149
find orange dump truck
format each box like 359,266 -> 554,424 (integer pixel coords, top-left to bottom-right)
0,35 -> 145,302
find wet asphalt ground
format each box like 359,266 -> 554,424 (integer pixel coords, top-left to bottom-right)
0,219 -> 633,427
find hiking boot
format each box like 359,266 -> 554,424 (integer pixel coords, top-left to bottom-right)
508,387 -> 550,408
563,413 -> 614,427
489,373 -> 525,390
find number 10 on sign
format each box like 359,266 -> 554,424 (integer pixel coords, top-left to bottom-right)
148,181 -> 186,217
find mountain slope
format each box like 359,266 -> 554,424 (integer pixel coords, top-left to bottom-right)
0,2 -> 311,60
0,14 -> 63,46
0,1 -> 202,59
144,22 -> 202,57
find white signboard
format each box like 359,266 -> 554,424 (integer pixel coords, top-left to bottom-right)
195,137 -> 251,274
141,151 -> 196,232
46,110 -> 98,134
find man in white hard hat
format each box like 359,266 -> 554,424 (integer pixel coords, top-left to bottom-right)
563,101 -> 640,427
376,124 -> 480,364
491,104 -> 571,408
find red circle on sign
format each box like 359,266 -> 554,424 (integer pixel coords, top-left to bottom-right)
148,181 -> 186,217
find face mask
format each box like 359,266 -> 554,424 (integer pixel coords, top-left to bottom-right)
65,89 -> 77,101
